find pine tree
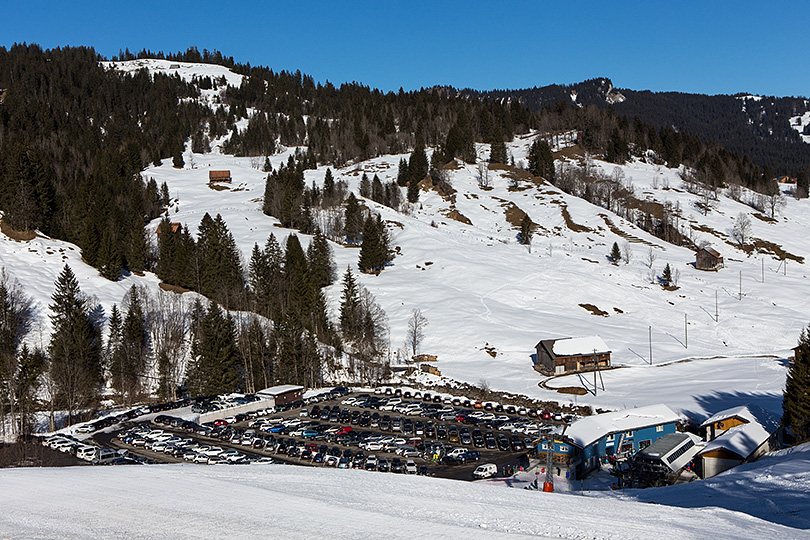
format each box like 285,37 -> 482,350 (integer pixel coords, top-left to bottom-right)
119,286 -> 148,405
409,144 -> 429,184
519,215 -> 533,245
610,241 -> 622,264
106,304 -> 123,393
48,265 -> 102,423
661,263 -> 673,287
344,193 -> 362,245
307,228 -> 336,289
407,177 -> 420,203
528,139 -> 555,180
172,148 -> 184,169
783,326 -> 810,442
396,158 -> 410,187
360,173 -> 371,198
187,302 -> 242,396
490,140 -> 507,165
284,234 -> 313,327
339,267 -> 361,342
358,214 -> 381,273
371,174 -> 384,203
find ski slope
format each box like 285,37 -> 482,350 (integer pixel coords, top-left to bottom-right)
0,458 -> 805,539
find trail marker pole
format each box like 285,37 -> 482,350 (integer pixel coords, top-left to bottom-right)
715,291 -> 719,322
739,271 -> 742,301
685,314 -> 688,349
649,326 -> 653,365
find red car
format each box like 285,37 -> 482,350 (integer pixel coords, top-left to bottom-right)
541,410 -> 552,420
335,426 -> 353,435
212,419 -> 228,427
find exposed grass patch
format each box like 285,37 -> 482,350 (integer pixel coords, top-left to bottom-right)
440,208 -> 472,225
0,220 -> 36,241
208,183 -> 230,191
752,213 -> 778,223
556,386 -> 588,396
745,238 -> 804,263
550,200 -> 591,232
579,303 -> 609,316
598,213 -> 656,246
159,282 -> 193,294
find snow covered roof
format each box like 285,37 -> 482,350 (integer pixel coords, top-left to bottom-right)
551,336 -> 610,357
699,405 -> 780,432
257,385 -> 305,396
565,404 -> 680,448
699,421 -> 774,460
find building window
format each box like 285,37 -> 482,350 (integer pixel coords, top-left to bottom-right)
639,440 -> 651,450
625,431 -> 634,438
656,425 -> 664,432
606,434 -> 614,442
559,445 -> 568,453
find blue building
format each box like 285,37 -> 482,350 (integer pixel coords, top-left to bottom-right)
538,404 -> 680,479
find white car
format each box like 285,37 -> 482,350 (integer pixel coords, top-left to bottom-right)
362,441 -> 384,451
405,460 -> 417,474
473,463 -> 498,479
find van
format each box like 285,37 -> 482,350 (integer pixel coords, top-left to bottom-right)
473,463 -> 497,479
96,447 -> 118,464
76,445 -> 98,462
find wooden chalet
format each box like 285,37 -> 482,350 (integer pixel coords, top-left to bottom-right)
534,336 -> 610,376
697,405 -> 781,478
695,247 -> 723,271
411,354 -> 438,363
209,170 -> 232,183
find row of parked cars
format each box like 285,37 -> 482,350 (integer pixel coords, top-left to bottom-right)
368,387 -> 569,419
118,425 -> 274,465
40,434 -> 142,465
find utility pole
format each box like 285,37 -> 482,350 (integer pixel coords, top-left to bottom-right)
715,291 -> 719,322
649,326 -> 653,365
685,314 -> 688,349
739,271 -> 742,301
762,258 -> 764,283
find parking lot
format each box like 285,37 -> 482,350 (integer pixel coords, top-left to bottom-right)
94,388 -> 568,480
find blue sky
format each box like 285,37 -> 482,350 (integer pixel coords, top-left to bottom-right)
2,1 -> 808,97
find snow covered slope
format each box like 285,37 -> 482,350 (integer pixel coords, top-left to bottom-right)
605,441 -> 810,530
0,462 -> 804,539
3,60 -> 808,423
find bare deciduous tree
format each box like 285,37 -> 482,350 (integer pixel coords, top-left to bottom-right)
646,247 -> 657,268
405,308 -> 428,358
730,213 -> 752,247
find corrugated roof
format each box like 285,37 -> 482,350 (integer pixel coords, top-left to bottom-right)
257,384 -> 304,396
565,404 -> 680,448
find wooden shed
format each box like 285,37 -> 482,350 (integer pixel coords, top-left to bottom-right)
156,222 -> 181,236
420,363 -> 441,376
534,336 -> 611,376
209,170 -> 232,183
695,247 -> 723,271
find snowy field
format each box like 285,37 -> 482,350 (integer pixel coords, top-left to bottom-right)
0,456 -> 806,539
2,59 -> 806,423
